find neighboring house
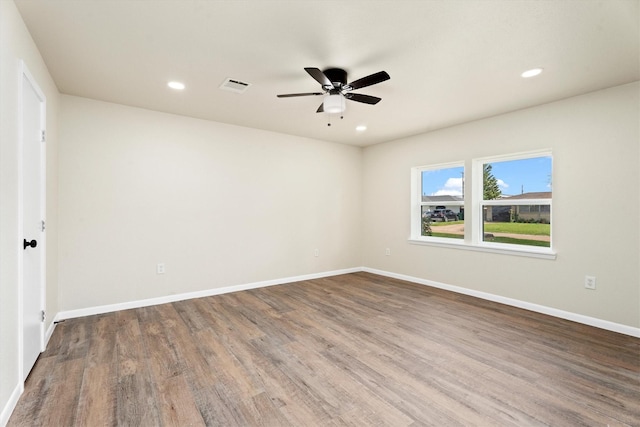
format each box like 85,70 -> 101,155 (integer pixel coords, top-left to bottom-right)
421,195 -> 464,216
485,192 -> 552,222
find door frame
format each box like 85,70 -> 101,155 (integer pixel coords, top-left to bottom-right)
17,60 -> 47,385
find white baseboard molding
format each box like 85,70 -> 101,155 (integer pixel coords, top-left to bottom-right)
56,267 -> 361,322
53,265 -> 640,338
44,319 -> 56,348
1,382 -> 23,427
362,267 -> 640,338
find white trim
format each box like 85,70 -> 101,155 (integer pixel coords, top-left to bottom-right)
17,60 -> 47,384
473,151 -> 553,248
473,148 -> 553,164
56,267 -> 361,321
362,267 -> 640,338
412,162 -> 466,239
55,266 -> 637,337
0,382 -> 23,427
414,160 -> 465,172
408,238 -> 557,260
44,318 -> 56,347
412,152 -> 554,255
17,60 -> 25,391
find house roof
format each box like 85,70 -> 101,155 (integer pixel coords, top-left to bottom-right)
13,0 -> 639,146
422,195 -> 464,203
503,192 -> 552,200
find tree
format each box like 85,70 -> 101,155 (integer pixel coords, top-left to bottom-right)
422,216 -> 432,236
483,164 -> 502,200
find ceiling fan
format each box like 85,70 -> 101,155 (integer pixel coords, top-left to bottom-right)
277,67 -> 390,114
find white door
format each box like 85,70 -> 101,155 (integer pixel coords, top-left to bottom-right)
21,65 -> 46,381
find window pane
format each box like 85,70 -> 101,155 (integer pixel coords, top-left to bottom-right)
482,204 -> 550,247
420,166 -> 464,239
422,166 -> 465,199
483,156 -> 552,200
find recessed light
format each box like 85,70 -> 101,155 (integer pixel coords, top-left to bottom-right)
168,81 -> 185,90
521,68 -> 543,78
356,125 -> 367,132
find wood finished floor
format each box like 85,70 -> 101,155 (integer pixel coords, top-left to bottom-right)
9,272 -> 640,426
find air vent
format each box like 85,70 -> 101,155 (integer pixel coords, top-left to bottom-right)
219,78 -> 251,94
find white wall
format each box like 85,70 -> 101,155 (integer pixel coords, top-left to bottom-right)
0,0 -> 59,423
58,95 -> 363,311
1,1 -> 638,421
363,82 -> 640,329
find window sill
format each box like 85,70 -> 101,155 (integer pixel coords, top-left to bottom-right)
408,237 -> 557,260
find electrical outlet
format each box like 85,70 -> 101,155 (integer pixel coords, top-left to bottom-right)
157,263 -> 165,274
385,248 -> 391,256
314,249 -> 319,257
584,275 -> 596,290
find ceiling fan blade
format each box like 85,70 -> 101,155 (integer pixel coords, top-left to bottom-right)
305,67 -> 332,87
316,103 -> 324,113
344,93 -> 381,105
348,71 -> 390,91
277,92 -> 324,98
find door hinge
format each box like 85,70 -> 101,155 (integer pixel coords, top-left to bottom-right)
41,130 -> 46,142
41,310 -> 46,322
41,220 -> 45,232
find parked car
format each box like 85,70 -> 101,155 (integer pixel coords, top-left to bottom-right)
431,209 -> 458,222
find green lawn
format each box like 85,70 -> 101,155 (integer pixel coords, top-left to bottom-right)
426,220 -> 550,247
483,222 -> 550,236
430,220 -> 549,236
490,236 -> 550,247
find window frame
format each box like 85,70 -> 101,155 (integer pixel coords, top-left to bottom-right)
410,150 -> 556,259
411,161 -> 466,244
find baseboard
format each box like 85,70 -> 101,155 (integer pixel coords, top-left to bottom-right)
44,319 -> 56,348
54,265 -> 640,338
56,267 -> 362,322
0,382 -> 22,427
362,267 -> 640,338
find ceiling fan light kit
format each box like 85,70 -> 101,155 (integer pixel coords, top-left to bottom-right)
323,94 -> 345,114
277,67 -> 390,124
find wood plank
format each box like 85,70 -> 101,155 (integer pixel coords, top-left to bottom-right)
8,272 -> 640,426
114,309 -> 162,426
156,375 -> 205,426
36,358 -> 85,426
74,363 -> 116,426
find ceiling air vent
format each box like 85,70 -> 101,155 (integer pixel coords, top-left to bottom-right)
219,78 -> 251,94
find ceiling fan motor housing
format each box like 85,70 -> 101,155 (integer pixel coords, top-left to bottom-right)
276,67 -> 389,113
323,68 -> 348,89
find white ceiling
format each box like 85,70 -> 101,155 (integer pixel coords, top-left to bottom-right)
14,0 -> 640,146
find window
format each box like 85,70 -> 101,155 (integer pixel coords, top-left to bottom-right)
411,151 -> 554,258
476,154 -> 552,249
412,163 -> 465,242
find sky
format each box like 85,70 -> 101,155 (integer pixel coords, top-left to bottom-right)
422,156 -> 552,197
